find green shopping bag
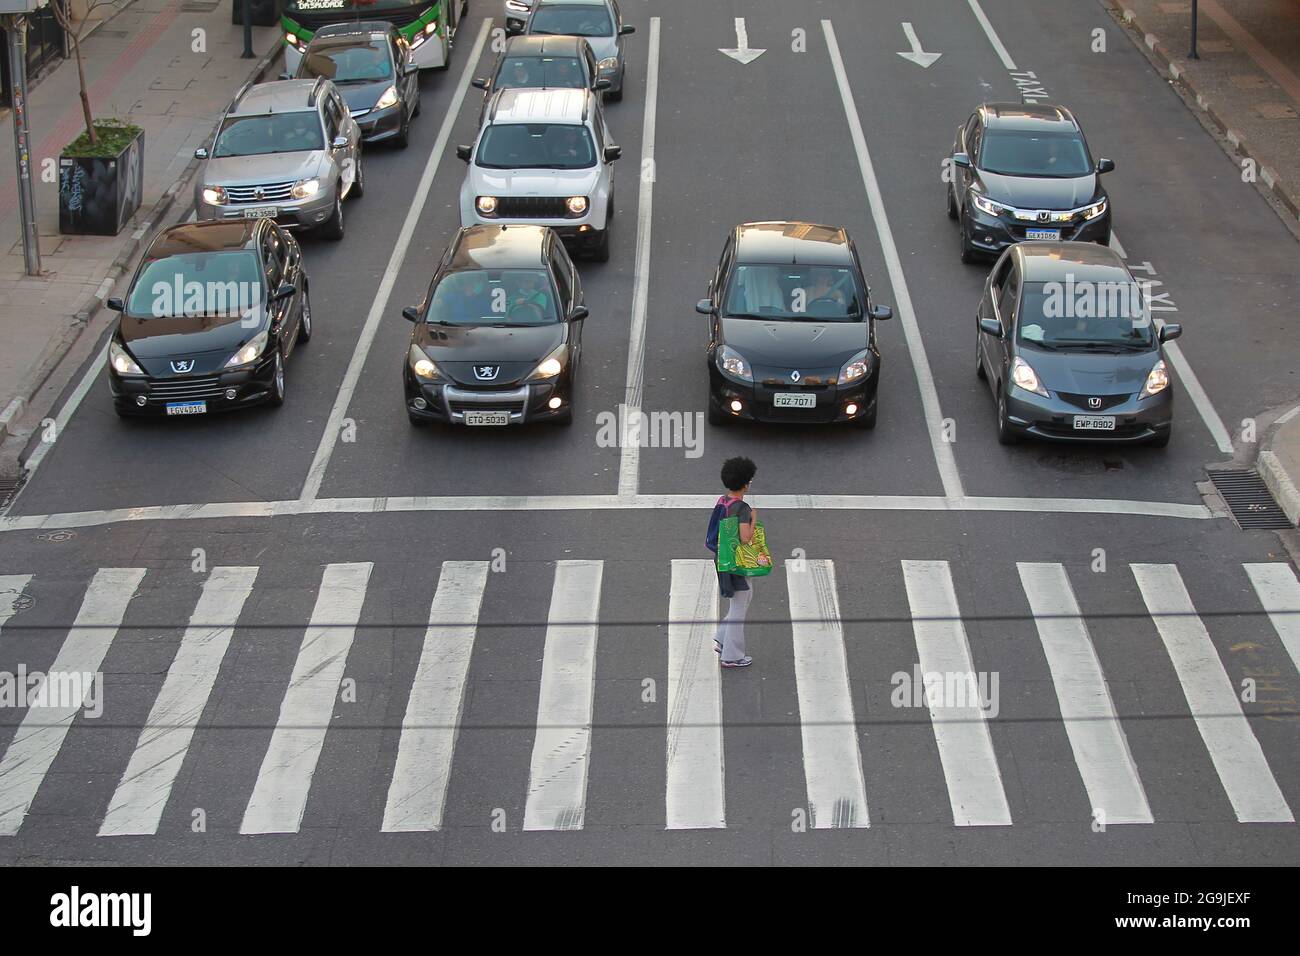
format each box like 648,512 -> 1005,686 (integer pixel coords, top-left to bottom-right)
715,515 -> 774,576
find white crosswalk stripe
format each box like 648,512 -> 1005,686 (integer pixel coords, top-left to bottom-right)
0,567 -> 145,836
0,575 -> 32,635
666,560 -> 725,830
1132,564 -> 1293,824
382,561 -> 490,833
99,567 -> 258,837
523,560 -> 603,831
1017,563 -> 1153,825
902,560 -> 1012,827
1244,563 -> 1300,675
240,562 -> 373,835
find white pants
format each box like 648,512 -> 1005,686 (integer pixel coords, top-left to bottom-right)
714,587 -> 752,661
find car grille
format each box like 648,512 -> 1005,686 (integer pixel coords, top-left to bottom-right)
1055,391 -> 1131,412
224,182 -> 296,205
447,397 -> 527,415
494,197 -> 571,219
146,377 -> 226,402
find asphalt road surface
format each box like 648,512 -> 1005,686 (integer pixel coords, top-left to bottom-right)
0,0 -> 1296,866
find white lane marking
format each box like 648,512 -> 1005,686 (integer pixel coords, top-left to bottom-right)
0,575 -> 32,633
666,560 -> 724,829
240,562 -> 373,834
787,560 -> 870,828
902,560 -> 1012,826
1108,233 -> 1127,259
1132,564 -> 1293,822
0,492 -> 1214,533
1243,563 -> 1300,675
823,21 -> 964,499
382,561 -> 489,833
99,567 -> 258,836
299,20 -> 492,504
20,343 -> 109,477
719,16 -> 765,65
0,567 -> 145,836
523,560 -> 602,831
966,0 -> 1018,69
898,23 -> 943,69
617,17 -> 660,499
1017,563 -> 1153,824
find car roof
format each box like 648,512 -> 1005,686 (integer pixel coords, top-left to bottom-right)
503,34 -> 586,57
1014,241 -> 1131,283
146,221 -> 261,259
733,221 -> 854,266
232,79 -> 323,115
979,102 -> 1080,132
490,87 -> 589,124
447,225 -> 550,271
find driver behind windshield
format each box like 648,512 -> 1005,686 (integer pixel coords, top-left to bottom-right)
510,272 -> 552,314
444,272 -> 493,320
804,267 -> 847,307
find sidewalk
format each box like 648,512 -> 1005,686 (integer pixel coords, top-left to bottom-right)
0,0 -> 281,442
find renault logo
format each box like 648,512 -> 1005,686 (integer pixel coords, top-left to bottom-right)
1088,396 -> 1102,409
474,365 -> 500,381
790,370 -> 801,383
171,359 -> 195,373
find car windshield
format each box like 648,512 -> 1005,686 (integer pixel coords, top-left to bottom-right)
213,112 -> 323,157
476,123 -> 595,169
496,56 -> 585,89
126,252 -> 263,319
723,265 -> 863,321
979,129 -> 1093,177
530,5 -> 613,37
427,269 -> 559,327
300,42 -> 393,83
1017,280 -> 1155,350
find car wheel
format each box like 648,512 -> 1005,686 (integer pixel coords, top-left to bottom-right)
996,388 -> 1019,445
407,409 -> 428,427
946,182 -> 958,220
975,331 -> 986,380
297,284 -> 312,343
267,349 -> 286,408
321,193 -> 344,240
607,78 -> 623,102
607,189 -> 615,220
395,117 -> 410,149
351,155 -> 365,198
413,93 -> 421,118
1148,429 -> 1171,448
589,226 -> 611,262
959,218 -> 976,264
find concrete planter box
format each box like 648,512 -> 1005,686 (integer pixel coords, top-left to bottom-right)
58,127 -> 145,236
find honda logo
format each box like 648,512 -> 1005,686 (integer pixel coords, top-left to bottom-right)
1036,210 -> 1050,223
171,359 -> 195,373
790,370 -> 801,383
474,365 -> 500,381
1088,396 -> 1102,409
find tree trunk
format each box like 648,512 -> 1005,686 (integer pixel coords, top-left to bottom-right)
69,33 -> 96,147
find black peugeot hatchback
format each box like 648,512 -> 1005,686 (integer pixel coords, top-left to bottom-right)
403,224 -> 587,427
106,219 -> 310,417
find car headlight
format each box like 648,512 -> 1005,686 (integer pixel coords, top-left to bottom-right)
566,196 -> 588,216
971,192 -> 1007,217
225,329 -> 269,369
528,346 -> 567,380
1081,197 -> 1108,221
598,56 -> 619,71
1011,356 -> 1049,397
109,339 -> 143,376
716,345 -> 752,382
425,20 -> 438,34
409,344 -> 440,381
202,185 -> 227,205
1141,359 -> 1169,398
285,32 -> 300,48
476,196 -> 498,216
375,86 -> 400,110
837,350 -> 873,385
290,178 -> 320,199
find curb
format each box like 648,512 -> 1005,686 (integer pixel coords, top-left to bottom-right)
1103,1 -> 1300,225
0,40 -> 283,446
1258,406 -> 1300,527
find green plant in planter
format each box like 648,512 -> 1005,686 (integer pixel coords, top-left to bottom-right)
62,120 -> 144,158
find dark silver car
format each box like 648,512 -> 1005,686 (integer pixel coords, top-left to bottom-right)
976,242 -> 1180,447
511,0 -> 635,102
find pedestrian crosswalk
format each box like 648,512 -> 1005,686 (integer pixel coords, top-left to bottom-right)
0,555 -> 1295,837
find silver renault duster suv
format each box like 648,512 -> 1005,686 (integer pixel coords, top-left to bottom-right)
194,77 -> 363,240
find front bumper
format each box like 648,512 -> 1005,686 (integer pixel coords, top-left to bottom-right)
708,365 -> 877,425
353,104 -> 404,143
195,188 -> 337,231
962,204 -> 1111,254
109,355 -> 278,416
404,370 -> 572,424
1002,384 -> 1172,442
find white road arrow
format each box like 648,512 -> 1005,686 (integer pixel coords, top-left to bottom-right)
897,22 -> 942,69
719,17 -> 766,65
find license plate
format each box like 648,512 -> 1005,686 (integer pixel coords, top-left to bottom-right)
464,410 -> 510,426
242,207 -> 278,219
773,393 -> 816,409
165,400 -> 207,416
1025,228 -> 1059,240
1072,415 -> 1115,431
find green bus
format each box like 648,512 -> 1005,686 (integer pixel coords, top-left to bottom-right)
282,0 -> 466,72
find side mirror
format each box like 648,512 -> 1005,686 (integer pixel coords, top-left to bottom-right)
331,135 -> 348,150
274,284 -> 296,303
1096,158 -> 1115,174
194,147 -> 208,160
696,298 -> 715,316
278,72 -> 292,81
570,305 -> 589,321
1159,322 -> 1182,342
594,78 -> 612,91
621,24 -> 636,34
952,152 -> 971,169
979,317 -> 1003,337
603,145 -> 622,163
472,77 -> 488,90
402,306 -> 421,323
106,297 -> 124,312
872,304 -> 893,321
456,144 -> 472,163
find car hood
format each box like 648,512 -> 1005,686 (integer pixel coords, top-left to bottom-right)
335,81 -> 393,113
472,166 -> 600,195
201,151 -> 326,186
721,318 -> 868,370
1022,346 -> 1160,394
118,313 -> 266,376
978,170 -> 1099,209
414,322 -> 565,386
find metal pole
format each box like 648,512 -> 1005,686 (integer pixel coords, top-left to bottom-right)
240,0 -> 254,58
1189,0 -> 1200,59
6,14 -> 41,276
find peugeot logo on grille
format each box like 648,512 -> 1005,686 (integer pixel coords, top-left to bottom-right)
790,370 -> 801,383
171,359 -> 195,373
1088,396 -> 1103,409
1037,210 -> 1050,223
474,365 -> 500,381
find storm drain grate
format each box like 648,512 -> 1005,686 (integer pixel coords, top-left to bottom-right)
0,474 -> 25,511
1208,468 -> 1295,530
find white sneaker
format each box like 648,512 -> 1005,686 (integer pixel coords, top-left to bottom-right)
721,656 -> 753,668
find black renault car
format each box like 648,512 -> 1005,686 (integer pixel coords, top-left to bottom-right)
403,224 -> 587,427
698,221 -> 892,428
976,241 -> 1179,446
107,220 -> 310,417
291,22 -> 420,148
948,103 -> 1114,263
471,35 -> 607,127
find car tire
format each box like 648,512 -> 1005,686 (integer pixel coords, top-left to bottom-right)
975,331 -> 986,380
996,389 -> 1019,445
267,349 -> 286,408
946,182 -> 958,220
413,93 -> 422,118
321,193 -> 344,240
351,155 -> 365,198
395,117 -> 410,149
297,284 -> 312,344
407,409 -> 428,427
590,226 -> 611,262
959,219 -> 977,264
1148,429 -> 1171,448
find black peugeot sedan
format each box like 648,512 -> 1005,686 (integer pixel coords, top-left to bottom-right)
106,220 -> 310,417
948,103 -> 1114,263
472,35 -> 607,127
291,22 -> 420,148
697,222 -> 892,428
976,241 -> 1180,446
403,224 -> 587,427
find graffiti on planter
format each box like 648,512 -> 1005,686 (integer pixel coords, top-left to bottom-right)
59,161 -> 86,225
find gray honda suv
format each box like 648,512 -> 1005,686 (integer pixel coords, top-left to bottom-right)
194,77 -> 363,240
